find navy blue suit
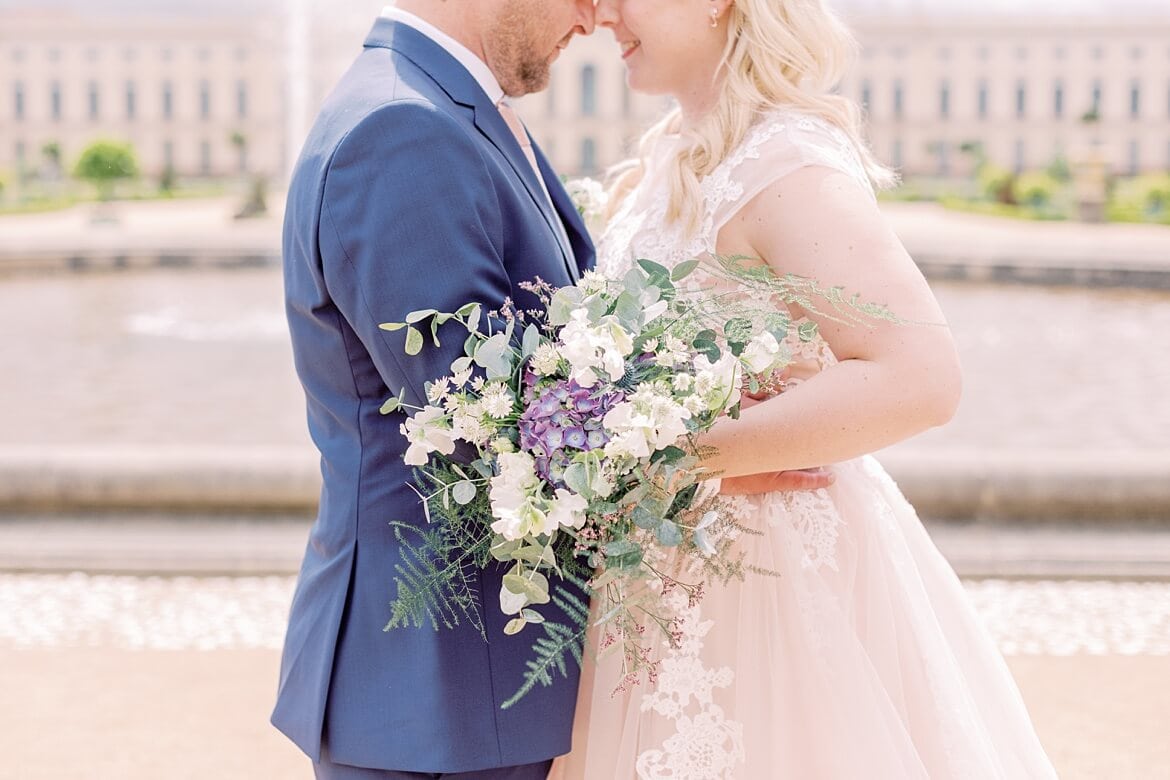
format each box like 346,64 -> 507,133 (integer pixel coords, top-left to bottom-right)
272,18 -> 594,773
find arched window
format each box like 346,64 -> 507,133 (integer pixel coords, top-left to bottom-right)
581,65 -> 596,117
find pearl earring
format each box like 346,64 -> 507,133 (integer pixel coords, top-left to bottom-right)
710,7 -> 719,28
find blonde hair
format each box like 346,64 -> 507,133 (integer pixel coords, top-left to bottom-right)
607,0 -> 896,237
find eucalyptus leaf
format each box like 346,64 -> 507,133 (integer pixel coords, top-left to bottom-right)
656,520 -> 683,547
405,326 -> 424,356
504,617 -> 527,635
522,324 -> 541,358
451,480 -> 476,505
378,322 -> 407,332
379,397 -> 400,415
520,609 -> 546,624
405,308 -> 438,325
671,259 -> 700,281
637,258 -> 671,282
798,321 -> 819,342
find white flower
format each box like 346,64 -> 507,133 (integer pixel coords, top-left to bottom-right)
489,452 -> 543,541
672,373 -> 693,393
654,334 -> 689,369
576,269 -> 609,296
547,488 -> 589,531
603,428 -> 651,461
481,384 -> 515,419
557,308 -> 634,389
602,388 -> 692,458
694,352 -> 742,411
451,401 -> 493,444
400,405 -> 458,466
564,177 -> 609,237
425,377 -> 451,404
450,367 -> 473,388
530,343 -> 562,376
741,332 -> 781,374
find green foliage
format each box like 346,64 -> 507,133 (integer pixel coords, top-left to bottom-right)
1046,154 -> 1072,183
1012,171 -> 1063,209
977,165 -> 1016,205
501,572 -> 592,710
1107,174 -> 1170,224
73,139 -> 139,200
383,470 -> 497,637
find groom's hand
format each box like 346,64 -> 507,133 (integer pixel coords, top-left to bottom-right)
720,468 -> 835,495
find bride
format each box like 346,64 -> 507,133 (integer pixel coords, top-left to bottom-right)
552,0 -> 1058,777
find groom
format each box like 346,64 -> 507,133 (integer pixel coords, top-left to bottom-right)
274,1 -> 833,777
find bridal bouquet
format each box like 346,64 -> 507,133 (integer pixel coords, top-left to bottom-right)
380,257 -> 891,707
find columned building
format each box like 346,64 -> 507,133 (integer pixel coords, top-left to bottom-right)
0,6 -> 283,181
1,0 -> 1166,184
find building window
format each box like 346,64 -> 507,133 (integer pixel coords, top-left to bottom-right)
1091,81 -> 1103,115
1092,46 -> 1104,61
163,82 -> 173,120
236,81 -> 247,120
161,47 -> 173,62
1016,80 -> 1027,119
85,47 -> 99,63
50,81 -> 62,121
1128,140 -> 1140,174
199,81 -> 211,120
126,81 -> 136,120
1054,80 -> 1064,119
88,81 -> 100,120
860,80 -> 871,113
197,47 -> 210,62
976,46 -> 990,61
936,141 -> 949,176
977,80 -> 989,120
14,82 -> 24,121
237,141 -> 248,174
581,65 -> 596,117
48,48 -> 61,63
1014,139 -> 1026,173
939,80 -> 950,120
893,79 -> 904,120
123,47 -> 136,62
163,140 -> 174,170
621,79 -> 631,118
200,140 -> 211,175
891,138 -> 903,169
1131,80 -> 1141,118
12,48 -> 25,63
1054,46 -> 1066,60
1015,46 -> 1028,61
581,137 -> 597,174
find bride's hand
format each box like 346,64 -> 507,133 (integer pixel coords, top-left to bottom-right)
721,381 -> 834,494
720,467 -> 835,495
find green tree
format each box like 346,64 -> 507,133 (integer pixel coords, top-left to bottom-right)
73,139 -> 139,201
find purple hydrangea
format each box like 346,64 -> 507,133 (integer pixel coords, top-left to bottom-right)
518,377 -> 623,485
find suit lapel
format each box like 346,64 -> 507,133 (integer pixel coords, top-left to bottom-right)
367,19 -> 579,281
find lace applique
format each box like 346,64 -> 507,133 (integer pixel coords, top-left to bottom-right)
759,488 -> 843,572
635,590 -> 746,780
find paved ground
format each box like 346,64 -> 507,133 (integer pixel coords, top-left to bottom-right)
1,574 -> 1168,779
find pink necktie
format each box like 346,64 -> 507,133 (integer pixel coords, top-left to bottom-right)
496,99 -> 542,179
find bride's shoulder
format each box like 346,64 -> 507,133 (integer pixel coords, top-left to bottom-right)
732,107 -> 873,196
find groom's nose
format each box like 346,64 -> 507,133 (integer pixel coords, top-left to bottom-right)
572,0 -> 597,36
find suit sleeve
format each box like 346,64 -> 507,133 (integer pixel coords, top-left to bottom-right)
318,99 -> 510,408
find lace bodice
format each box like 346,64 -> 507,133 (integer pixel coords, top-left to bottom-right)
596,108 -> 875,283
597,108 -> 872,377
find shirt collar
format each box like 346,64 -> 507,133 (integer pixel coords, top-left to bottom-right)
380,6 -> 505,105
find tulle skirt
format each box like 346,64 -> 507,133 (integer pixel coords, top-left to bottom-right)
550,456 -> 1058,779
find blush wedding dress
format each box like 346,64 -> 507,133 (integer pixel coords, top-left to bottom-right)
549,108 -> 1058,779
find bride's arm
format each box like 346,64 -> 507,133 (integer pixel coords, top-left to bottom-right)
699,165 -> 963,479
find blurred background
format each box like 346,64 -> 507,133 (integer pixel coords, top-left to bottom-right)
1,0 -> 1169,778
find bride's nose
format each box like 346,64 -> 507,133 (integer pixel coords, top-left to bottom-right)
594,0 -> 620,28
